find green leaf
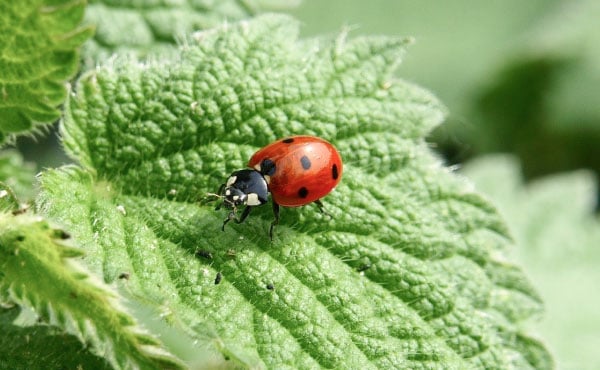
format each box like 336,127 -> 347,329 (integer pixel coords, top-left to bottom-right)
0,0 -> 94,145
0,305 -> 112,369
0,181 -> 20,212
0,212 -> 185,370
0,150 -> 37,202
39,14 -> 550,368
462,155 -> 600,370
82,0 -> 300,67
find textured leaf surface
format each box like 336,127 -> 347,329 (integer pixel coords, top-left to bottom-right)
0,0 -> 93,144
39,14 -> 550,368
83,0 -> 299,66
0,212 -> 185,370
0,305 -> 112,370
463,155 -> 599,370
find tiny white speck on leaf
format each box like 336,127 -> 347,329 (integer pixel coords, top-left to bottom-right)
116,205 -> 126,215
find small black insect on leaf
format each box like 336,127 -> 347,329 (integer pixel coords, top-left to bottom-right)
357,263 -> 371,272
195,249 -> 213,260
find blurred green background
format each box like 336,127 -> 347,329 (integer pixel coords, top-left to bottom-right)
290,0 -> 600,184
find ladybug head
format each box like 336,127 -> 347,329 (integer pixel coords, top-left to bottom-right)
223,186 -> 247,208
220,169 -> 269,209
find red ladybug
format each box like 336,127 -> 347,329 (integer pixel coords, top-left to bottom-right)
215,135 -> 343,239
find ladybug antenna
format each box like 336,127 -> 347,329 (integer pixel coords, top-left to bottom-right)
200,192 -> 222,206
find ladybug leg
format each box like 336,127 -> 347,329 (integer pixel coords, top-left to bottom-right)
314,199 -> 333,218
222,206 -> 253,231
235,205 -> 253,224
221,212 -> 232,231
269,202 -> 280,240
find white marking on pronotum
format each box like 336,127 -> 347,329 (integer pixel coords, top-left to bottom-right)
246,193 -> 261,206
226,176 -> 237,187
253,164 -> 262,171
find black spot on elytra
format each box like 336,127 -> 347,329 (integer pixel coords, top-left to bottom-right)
332,164 -> 339,180
260,159 -> 276,176
300,155 -> 311,170
298,187 -> 309,198
282,138 -> 294,143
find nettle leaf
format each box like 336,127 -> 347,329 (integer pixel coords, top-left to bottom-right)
0,181 -> 20,212
0,305 -> 112,369
83,0 -> 300,66
38,14 -> 551,368
0,212 -> 185,370
0,0 -> 93,144
463,155 -> 600,370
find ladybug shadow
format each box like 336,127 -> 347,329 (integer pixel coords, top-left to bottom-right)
182,197 -> 332,254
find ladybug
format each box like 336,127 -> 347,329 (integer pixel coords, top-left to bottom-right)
214,135 -> 343,239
